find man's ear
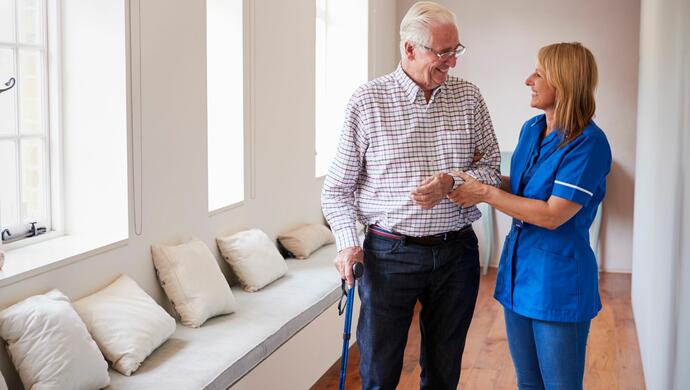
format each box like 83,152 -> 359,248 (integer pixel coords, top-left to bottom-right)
403,41 -> 416,60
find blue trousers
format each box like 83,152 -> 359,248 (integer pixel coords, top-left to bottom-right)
357,230 -> 480,390
504,308 -> 591,390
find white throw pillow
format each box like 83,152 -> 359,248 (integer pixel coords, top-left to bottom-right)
72,274 -> 177,376
277,224 -> 335,259
151,238 -> 236,327
0,290 -> 110,390
216,229 -> 288,292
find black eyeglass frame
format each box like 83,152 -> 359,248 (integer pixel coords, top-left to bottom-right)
417,42 -> 467,61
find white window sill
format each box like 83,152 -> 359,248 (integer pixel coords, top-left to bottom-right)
209,200 -> 244,217
0,234 -> 127,288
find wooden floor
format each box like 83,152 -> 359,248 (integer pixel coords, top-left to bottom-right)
311,268 -> 645,389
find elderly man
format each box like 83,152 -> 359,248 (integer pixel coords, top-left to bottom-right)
321,1 -> 501,389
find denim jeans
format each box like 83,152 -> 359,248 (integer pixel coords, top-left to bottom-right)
504,308 -> 591,390
356,229 -> 480,390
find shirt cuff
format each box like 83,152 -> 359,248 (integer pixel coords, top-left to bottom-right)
333,228 -> 361,252
449,173 -> 465,190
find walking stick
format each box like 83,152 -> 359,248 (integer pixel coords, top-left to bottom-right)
337,262 -> 364,390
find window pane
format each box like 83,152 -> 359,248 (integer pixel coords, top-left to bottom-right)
315,0 -> 368,177
20,137 -> 46,223
207,0 -> 244,210
18,48 -> 44,134
18,0 -> 42,45
0,140 -> 19,229
0,47 -> 17,135
0,0 -> 14,43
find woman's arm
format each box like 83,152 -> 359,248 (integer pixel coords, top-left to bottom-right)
448,172 -> 581,230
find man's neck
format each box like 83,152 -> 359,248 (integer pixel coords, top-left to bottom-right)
401,62 -> 433,102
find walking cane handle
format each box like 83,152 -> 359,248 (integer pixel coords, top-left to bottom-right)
352,262 -> 363,280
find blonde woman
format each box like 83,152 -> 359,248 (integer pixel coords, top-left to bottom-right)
449,42 -> 611,389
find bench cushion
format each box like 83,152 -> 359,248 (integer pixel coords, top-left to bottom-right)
107,243 -> 340,390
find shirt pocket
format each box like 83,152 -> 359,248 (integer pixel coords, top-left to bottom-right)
439,115 -> 473,165
518,246 -> 580,312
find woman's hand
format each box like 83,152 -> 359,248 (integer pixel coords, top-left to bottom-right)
447,172 -> 491,207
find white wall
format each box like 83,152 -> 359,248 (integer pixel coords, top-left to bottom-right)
369,0 -> 399,78
632,0 -> 690,388
0,0 -> 398,388
397,0 -> 640,272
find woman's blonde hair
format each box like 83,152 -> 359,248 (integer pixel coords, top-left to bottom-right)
538,42 -> 598,146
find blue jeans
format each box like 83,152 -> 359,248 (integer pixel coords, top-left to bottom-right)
357,229 -> 480,390
504,308 -> 591,390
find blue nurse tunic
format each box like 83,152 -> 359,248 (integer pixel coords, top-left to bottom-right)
494,114 -> 612,322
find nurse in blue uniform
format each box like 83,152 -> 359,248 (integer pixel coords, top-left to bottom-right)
449,42 -> 612,390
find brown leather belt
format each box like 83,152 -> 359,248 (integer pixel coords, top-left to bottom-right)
367,224 -> 473,246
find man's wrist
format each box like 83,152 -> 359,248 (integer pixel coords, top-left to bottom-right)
447,173 -> 464,192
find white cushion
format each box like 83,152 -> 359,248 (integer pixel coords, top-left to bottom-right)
278,224 -> 335,259
216,229 -> 288,292
72,274 -> 177,376
151,239 -> 236,328
0,289 -> 110,390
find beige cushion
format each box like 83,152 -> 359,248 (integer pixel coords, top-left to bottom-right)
278,224 -> 335,259
217,229 -> 288,292
151,238 -> 236,327
72,274 -> 177,376
0,290 -> 110,390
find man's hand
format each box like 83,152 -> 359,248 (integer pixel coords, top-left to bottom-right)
447,171 -> 490,207
334,246 -> 364,288
411,173 -> 454,209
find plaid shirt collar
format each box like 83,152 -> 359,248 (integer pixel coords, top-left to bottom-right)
393,63 -> 445,104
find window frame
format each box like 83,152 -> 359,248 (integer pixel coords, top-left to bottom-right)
206,0 -> 247,213
0,0 -> 63,250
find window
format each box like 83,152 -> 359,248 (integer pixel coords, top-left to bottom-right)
0,0 -> 128,254
0,0 -> 53,245
207,0 -> 245,211
315,0 -> 368,177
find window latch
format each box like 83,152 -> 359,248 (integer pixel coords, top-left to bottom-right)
1,222 -> 47,244
0,77 -> 16,94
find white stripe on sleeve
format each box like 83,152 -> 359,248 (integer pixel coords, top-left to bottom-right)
554,180 -> 593,196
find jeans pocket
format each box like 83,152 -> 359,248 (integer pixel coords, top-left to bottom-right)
459,230 -> 479,252
363,234 -> 402,254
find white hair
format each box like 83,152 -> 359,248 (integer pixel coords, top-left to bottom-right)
399,1 -> 458,56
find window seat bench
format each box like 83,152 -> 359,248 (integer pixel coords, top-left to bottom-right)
107,243 -> 347,390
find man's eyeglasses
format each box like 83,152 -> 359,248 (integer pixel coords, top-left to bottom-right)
418,43 -> 467,61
